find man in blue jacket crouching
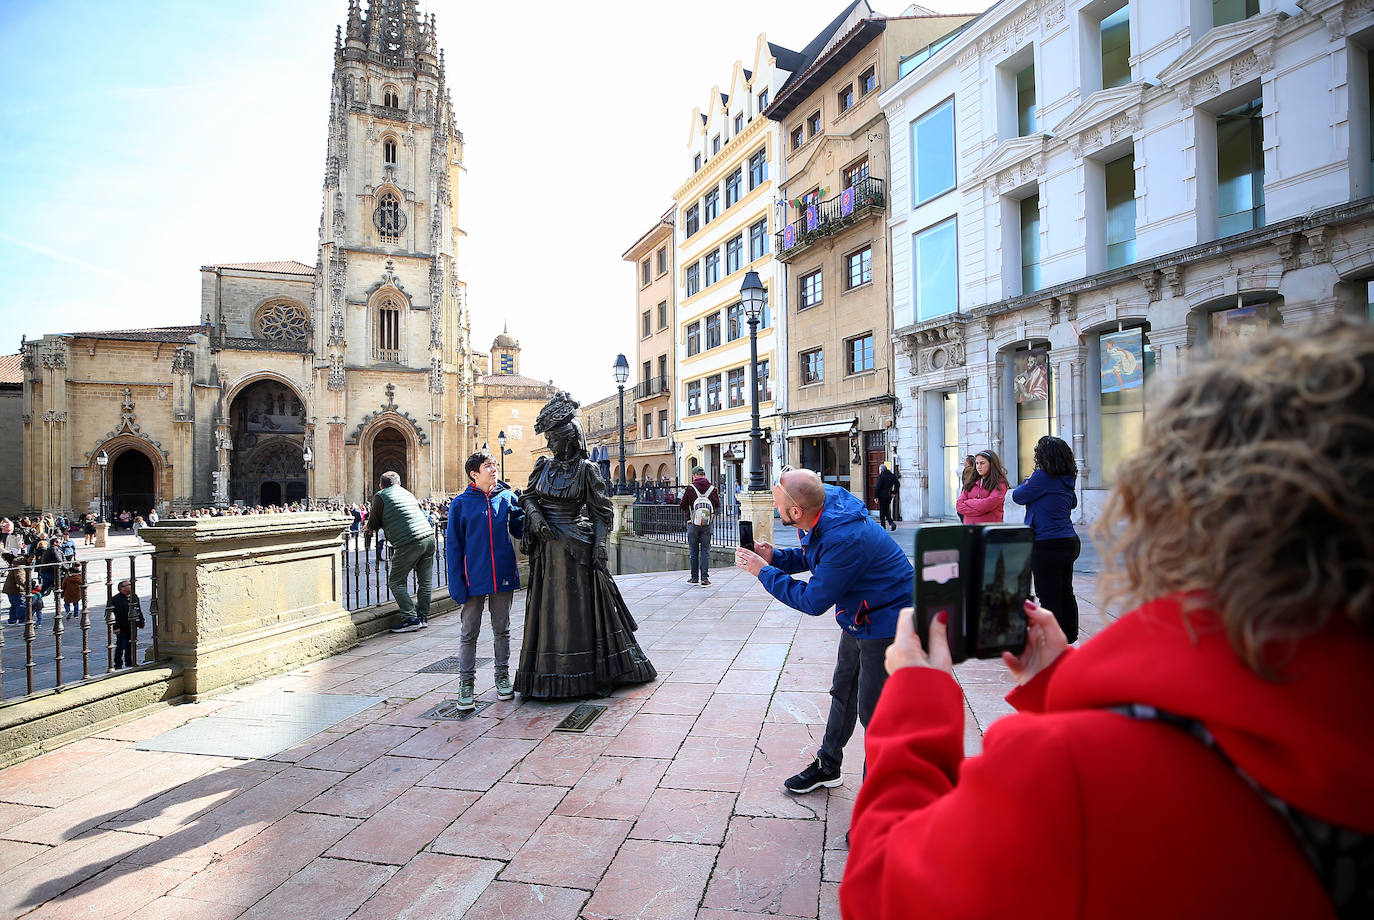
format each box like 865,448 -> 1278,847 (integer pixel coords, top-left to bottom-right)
735,467 -> 914,794
446,450 -> 525,709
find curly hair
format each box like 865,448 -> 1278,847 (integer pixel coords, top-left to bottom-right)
1094,319 -> 1374,675
1034,436 -> 1078,477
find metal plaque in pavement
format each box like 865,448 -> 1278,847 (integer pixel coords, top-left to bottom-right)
552,703 -> 607,733
418,656 -> 492,674
421,699 -> 492,721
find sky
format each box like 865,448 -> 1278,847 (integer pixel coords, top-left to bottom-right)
0,0 -> 984,404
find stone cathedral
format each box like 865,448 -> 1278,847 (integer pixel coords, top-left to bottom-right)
20,0 -> 484,514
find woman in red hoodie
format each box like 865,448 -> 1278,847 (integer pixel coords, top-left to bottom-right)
842,321 -> 1373,919
954,450 -> 1007,524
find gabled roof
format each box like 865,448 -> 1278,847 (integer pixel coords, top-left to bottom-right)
201,260 -> 316,276
0,354 -> 22,385
765,17 -> 886,120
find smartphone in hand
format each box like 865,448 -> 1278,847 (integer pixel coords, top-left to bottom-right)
739,520 -> 754,552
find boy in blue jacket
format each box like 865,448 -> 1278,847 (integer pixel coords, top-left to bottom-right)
735,468 -> 914,795
446,450 -> 525,709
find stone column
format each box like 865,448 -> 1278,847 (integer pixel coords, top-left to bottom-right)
143,513 -> 356,698
610,494 -> 635,536
739,490 -> 775,550
94,522 -> 110,548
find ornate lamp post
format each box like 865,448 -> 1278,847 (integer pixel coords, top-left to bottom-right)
613,353 -> 630,495
497,430 -> 510,483
96,449 -> 109,523
302,444 -> 313,510
740,270 -> 768,491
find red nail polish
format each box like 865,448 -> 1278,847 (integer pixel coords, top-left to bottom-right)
1024,599 -> 1038,610
936,611 -> 947,624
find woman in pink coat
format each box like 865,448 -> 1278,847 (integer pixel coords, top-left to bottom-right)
955,450 -> 1007,524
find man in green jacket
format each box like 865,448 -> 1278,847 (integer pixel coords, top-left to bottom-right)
367,471 -> 435,633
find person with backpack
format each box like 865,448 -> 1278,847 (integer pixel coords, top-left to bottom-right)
679,466 -> 720,586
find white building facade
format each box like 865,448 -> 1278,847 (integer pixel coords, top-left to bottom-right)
883,0 -> 1374,524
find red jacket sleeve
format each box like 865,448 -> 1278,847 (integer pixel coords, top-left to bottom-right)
1004,646 -> 1074,713
955,482 -> 1007,516
842,667 -> 1085,919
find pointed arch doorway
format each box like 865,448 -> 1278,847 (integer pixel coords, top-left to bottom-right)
371,427 -> 408,491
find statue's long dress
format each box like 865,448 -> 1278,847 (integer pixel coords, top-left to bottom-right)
514,457 -> 656,698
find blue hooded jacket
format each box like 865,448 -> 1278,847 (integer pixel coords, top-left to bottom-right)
446,484 -> 525,604
758,485 -> 914,640
1011,469 -> 1078,540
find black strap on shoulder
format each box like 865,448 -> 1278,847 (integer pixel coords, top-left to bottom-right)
1108,704 -> 1372,918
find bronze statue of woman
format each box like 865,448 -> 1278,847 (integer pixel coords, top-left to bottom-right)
515,391 -> 656,698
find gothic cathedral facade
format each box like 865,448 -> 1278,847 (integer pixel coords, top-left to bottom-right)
19,0 -> 479,515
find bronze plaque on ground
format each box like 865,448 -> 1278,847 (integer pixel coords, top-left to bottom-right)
421,700 -> 492,721
552,703 -> 607,733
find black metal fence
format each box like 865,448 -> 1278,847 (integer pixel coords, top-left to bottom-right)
340,523 -> 450,613
1,549 -> 166,701
629,488 -> 741,547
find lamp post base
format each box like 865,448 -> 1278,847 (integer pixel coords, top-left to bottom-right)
94,522 -> 110,548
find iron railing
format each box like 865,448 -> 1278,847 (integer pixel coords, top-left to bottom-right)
633,375 -> 669,400
340,522 -> 450,613
629,482 -> 741,547
775,176 -> 886,261
0,549 -> 166,702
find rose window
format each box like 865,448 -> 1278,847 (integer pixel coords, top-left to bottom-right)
257,302 -> 310,342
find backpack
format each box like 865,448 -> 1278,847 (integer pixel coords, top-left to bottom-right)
691,485 -> 715,527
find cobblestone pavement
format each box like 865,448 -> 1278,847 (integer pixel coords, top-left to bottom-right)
0,565 -> 1110,919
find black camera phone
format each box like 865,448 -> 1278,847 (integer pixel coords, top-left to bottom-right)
738,520 -> 754,552
914,523 -> 1033,664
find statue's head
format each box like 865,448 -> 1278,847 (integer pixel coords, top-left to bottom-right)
535,391 -> 588,460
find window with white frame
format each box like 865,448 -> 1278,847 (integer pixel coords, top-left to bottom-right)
687,380 -> 701,415
725,168 -> 742,208
727,302 -> 744,341
839,84 -> 855,113
749,218 -> 769,260
728,367 -> 745,407
686,321 -> 700,355
800,269 -> 823,309
704,188 -> 719,223
748,147 -> 768,188
686,262 -> 700,297
913,217 -> 958,321
641,259 -> 651,286
756,358 -> 772,400
912,98 -> 956,206
800,348 -> 824,385
846,333 -> 874,374
846,246 -> 872,289
725,235 -> 743,275
706,374 -> 722,411
705,311 -> 721,349
704,250 -> 720,286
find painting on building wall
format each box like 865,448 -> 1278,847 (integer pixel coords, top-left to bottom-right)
1013,347 -> 1050,404
1211,304 -> 1273,359
1099,329 -> 1144,394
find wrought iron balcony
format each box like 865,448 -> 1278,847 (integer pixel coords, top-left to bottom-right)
775,177 -> 886,263
634,375 -> 669,401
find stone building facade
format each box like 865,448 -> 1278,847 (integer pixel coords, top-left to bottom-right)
882,0 -> 1374,524
622,208 -> 677,485
471,330 -> 560,491
19,1 -> 483,515
768,5 -> 971,510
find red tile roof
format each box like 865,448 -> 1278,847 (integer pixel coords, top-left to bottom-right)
0,354 -> 22,385
202,260 -> 316,276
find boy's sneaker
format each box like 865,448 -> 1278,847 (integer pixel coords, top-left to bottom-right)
418,616 -> 429,629
455,679 -> 476,710
783,757 -> 842,794
701,578 -> 711,586
390,616 -> 423,633
494,673 -> 514,700
687,577 -> 698,585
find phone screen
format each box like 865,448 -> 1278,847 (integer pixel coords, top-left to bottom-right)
976,536 -> 1032,652
738,520 -> 754,552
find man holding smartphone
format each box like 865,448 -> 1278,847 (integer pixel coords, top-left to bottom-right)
734,468 -> 914,794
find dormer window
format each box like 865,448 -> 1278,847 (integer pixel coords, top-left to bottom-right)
383,137 -> 397,165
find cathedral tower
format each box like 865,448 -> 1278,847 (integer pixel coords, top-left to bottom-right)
315,0 -> 475,497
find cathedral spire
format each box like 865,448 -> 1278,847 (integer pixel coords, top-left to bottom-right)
345,0 -> 364,43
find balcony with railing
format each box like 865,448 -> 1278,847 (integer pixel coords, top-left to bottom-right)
634,375 -> 669,401
775,177 -> 886,263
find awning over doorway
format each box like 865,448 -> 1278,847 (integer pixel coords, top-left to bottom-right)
787,417 -> 857,439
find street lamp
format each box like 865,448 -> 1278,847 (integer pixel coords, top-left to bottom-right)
302,444 -> 313,510
496,430 -> 510,483
740,270 -> 767,491
613,353 -> 630,495
95,449 -> 109,523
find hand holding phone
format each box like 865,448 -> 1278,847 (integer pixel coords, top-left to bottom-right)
738,520 -> 754,552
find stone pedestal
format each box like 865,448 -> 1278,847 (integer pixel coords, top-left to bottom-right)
739,490 -> 775,550
95,522 -> 110,548
610,494 -> 635,536
143,513 -> 357,698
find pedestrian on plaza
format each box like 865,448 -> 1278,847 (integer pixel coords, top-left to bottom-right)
82,514 -> 96,546
147,509 -> 158,526
680,466 -> 719,586
132,515 -> 145,545
874,462 -> 899,531
58,533 -> 76,563
1012,435 -> 1081,641
843,320 -> 1374,920
734,467 -> 914,794
106,578 -> 143,668
118,509 -> 131,531
37,540 -> 62,596
350,504 -> 362,534
3,552 -> 29,625
62,567 -> 83,619
445,450 -> 525,709
955,450 -> 1009,525
367,471 -> 435,633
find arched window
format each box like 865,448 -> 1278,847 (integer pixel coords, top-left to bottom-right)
383,86 -> 399,108
375,298 -> 401,362
383,137 -> 397,165
375,191 -> 403,244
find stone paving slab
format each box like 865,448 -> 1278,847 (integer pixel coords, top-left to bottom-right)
0,565 -> 1109,918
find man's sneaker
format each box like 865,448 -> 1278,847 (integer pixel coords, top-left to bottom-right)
390,616 -> 423,633
784,757 -> 842,794
687,577 -> 698,585
494,673 -> 514,701
455,678 -> 476,710
701,578 -> 711,586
